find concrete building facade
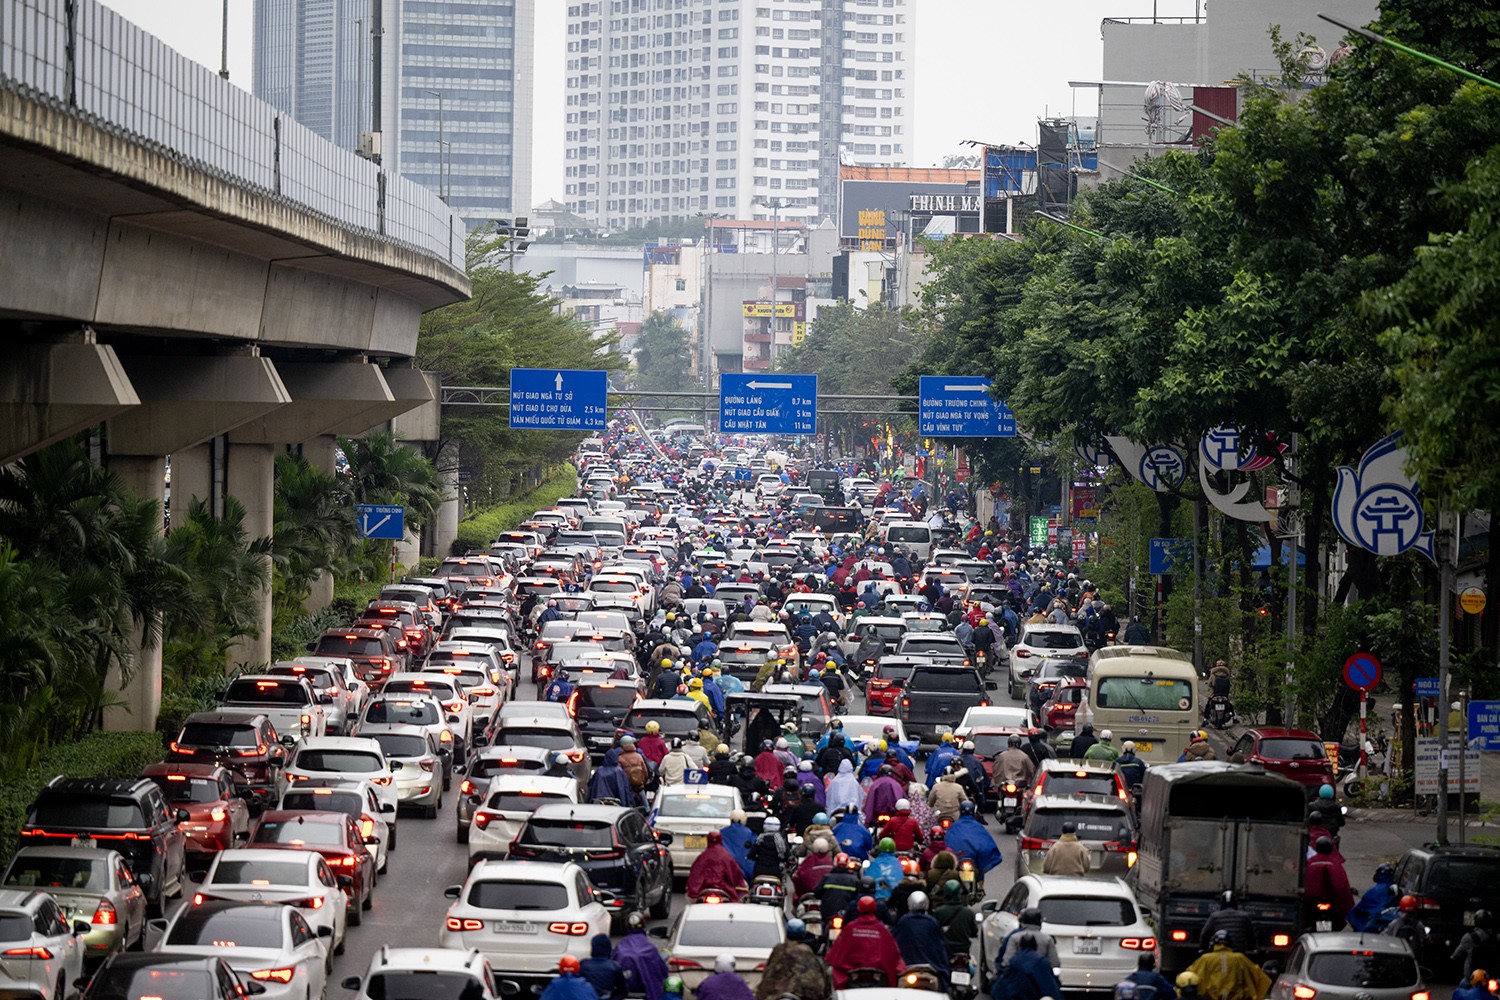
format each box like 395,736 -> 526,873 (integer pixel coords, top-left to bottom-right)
564,0 -> 914,230
254,0 -> 534,224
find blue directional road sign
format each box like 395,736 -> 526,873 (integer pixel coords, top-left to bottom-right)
356,504 -> 405,540
1415,677 -> 1442,699
719,373 -> 817,435
918,376 -> 1017,437
509,367 -> 607,431
1149,537 -> 1192,575
1469,701 -> 1500,752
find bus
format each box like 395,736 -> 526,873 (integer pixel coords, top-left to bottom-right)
1077,647 -> 1197,763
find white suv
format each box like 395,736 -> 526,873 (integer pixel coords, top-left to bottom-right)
341,946 -> 500,1000
280,737 -> 401,818
0,888 -> 87,1000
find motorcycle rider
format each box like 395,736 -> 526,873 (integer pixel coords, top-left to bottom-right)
1115,741 -> 1147,793
1178,730 -> 1218,762
1199,891 -> 1257,955
997,907 -> 1061,970
751,815 -> 793,883
893,891 -> 951,988
1183,930 -> 1271,1000
543,667 -> 575,704
755,917 -> 831,1000
945,802 -> 1004,877
934,879 -> 980,958
614,912 -> 669,1000
992,933 -> 1063,1000
865,837 -> 906,900
794,837 -> 836,898
542,956 -> 600,1000
827,896 -> 907,989
686,830 -> 749,902
1125,953 -> 1178,1000
994,735 -> 1037,788
695,955 -> 754,1000
929,767 -> 971,822
1305,836 -> 1355,931
1453,912 -> 1500,982
816,853 -> 863,943
879,799 -> 925,853
833,807 -> 874,861
721,809 -> 757,883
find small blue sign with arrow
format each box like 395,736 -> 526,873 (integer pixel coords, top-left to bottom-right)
357,504 -> 405,540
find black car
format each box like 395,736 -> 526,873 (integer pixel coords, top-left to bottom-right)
899,664 -> 996,744
1392,844 -> 1500,974
80,951 -> 264,1000
571,678 -> 643,757
508,803 -> 673,922
20,778 -> 188,915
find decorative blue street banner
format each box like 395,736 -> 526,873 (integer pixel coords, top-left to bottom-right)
1415,677 -> 1442,699
719,373 -> 817,434
509,367 -> 607,431
1149,537 -> 1192,575
356,504 -> 405,540
1469,701 -> 1500,752
918,376 -> 1017,437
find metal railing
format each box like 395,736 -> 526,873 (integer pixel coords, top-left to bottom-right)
0,0 -> 460,268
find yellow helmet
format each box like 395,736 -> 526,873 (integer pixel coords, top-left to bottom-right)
877,740 -> 888,752
941,732 -> 954,744
661,658 -> 673,669
690,678 -> 703,689
1175,973 -> 1200,989
645,721 -> 660,734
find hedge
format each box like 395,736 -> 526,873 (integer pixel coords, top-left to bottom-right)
0,731 -> 166,865
453,464 -> 577,553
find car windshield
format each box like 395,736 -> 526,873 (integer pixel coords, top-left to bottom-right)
224,680 -> 308,705
253,818 -> 346,847
1026,810 -> 1133,841
315,636 -> 386,656
364,971 -> 483,1000
970,734 -> 1016,758
908,670 -> 980,693
1036,896 -> 1135,927
92,964 -> 214,999
658,794 -> 731,819
469,756 -> 543,779
624,710 -> 699,736
521,819 -> 615,849
370,734 -> 429,758
1307,952 -> 1420,988
576,685 -> 637,709
468,881 -> 569,911
487,792 -> 572,813
861,624 -> 905,642
279,791 -> 360,818
1023,631 -> 1083,649
873,662 -> 917,682
211,860 -> 310,886
1041,772 -> 1118,797
678,918 -> 781,949
152,776 -> 223,805
166,909 -> 282,948
494,728 -> 576,751
292,750 -> 382,773
1258,739 -> 1329,760
5,856 -> 105,890
31,796 -> 144,829
363,701 -> 439,726
886,526 -> 929,543
900,638 -> 961,655
177,722 -> 260,748
1095,677 -> 1194,712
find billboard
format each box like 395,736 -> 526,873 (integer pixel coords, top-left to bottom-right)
840,180 -> 983,249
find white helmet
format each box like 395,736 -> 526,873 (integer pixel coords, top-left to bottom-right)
895,798 -> 911,811
1100,729 -> 1113,741
763,817 -> 781,832
775,737 -> 789,750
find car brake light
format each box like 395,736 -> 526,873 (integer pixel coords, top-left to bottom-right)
236,745 -> 268,757
444,700 -> 465,713
251,969 -> 295,984
1170,930 -> 1189,942
460,780 -> 475,795
91,900 -> 117,925
1018,836 -> 1051,851
291,896 -> 324,910
566,691 -> 580,717
1414,896 -> 1442,910
370,775 -> 392,786
420,758 -> 436,772
1014,649 -> 1030,658
1119,937 -> 1155,950
1292,987 -> 1317,1000
3,947 -> 53,958
333,856 -> 357,868
669,958 -> 705,970
447,917 -> 484,931
548,922 -> 590,935
360,817 -> 375,839
209,807 -> 227,823
1273,934 -> 1291,947
1412,993 -> 1431,1000
474,812 -> 492,831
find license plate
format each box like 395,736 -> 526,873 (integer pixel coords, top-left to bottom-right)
493,920 -> 538,934
952,971 -> 972,986
1074,938 -> 1101,955
1003,797 -> 1017,807
1464,911 -> 1477,926
1134,741 -> 1153,752
71,836 -> 93,847
685,835 -> 707,849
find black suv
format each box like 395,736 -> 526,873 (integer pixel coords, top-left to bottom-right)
572,679 -> 643,757
509,803 -> 673,923
19,778 -> 188,914
167,711 -> 287,809
899,664 -> 995,744
1392,844 -> 1500,974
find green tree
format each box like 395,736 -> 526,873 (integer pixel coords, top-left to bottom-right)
633,312 -> 695,394
162,497 -> 272,683
271,453 -> 355,614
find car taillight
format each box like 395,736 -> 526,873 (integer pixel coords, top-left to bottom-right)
1292,986 -> 1317,1000
360,817 -> 375,839
236,745 -> 267,757
867,679 -> 891,691
420,758 -> 436,772
1018,836 -> 1051,852
669,958 -> 705,970
1170,930 -> 1189,942
370,775 -> 392,786
209,807 -> 227,823
333,856 -> 357,867
1075,650 -> 1089,658
1014,649 -> 1030,658
567,691 -> 580,717
251,969 -> 295,984
290,896 -> 325,910
1414,896 -> 1443,910
3,947 -> 52,959
447,917 -> 484,931
548,922 -> 590,935
1413,992 -> 1432,1000
1119,937 -> 1155,950
460,780 -> 475,795
474,812 -> 493,830
1272,934 -> 1291,947
900,698 -> 909,707
91,900 -> 117,925
472,688 -> 496,698
444,700 -> 465,713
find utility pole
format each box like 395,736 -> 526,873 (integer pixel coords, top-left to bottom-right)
219,0 -> 230,80
1436,512 -> 1457,845
370,0 -> 384,164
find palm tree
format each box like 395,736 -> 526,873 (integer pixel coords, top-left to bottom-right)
163,497 -> 273,682
271,453 -> 355,613
338,433 -> 447,532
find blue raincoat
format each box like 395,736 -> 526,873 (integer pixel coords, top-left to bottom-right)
945,815 -> 1003,874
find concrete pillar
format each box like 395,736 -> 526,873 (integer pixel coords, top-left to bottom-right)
2,340 -> 140,465
171,441 -> 215,515
430,441 -> 460,558
224,443 -> 275,670
301,435 -> 339,614
102,455 -> 166,732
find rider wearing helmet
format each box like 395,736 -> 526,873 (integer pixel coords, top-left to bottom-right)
999,906 -> 1061,970
1199,890 -> 1257,955
827,896 -> 906,989
758,916 -> 831,1000
994,733 -> 1037,786
933,878 -> 980,957
720,809 -> 757,882
1178,730 -> 1217,762
865,836 -> 905,901
815,852 -> 863,942
1347,863 -> 1398,932
893,891 -> 950,988
752,815 -> 792,881
945,800 -> 1004,875
1184,930 -> 1271,1000
614,912 -> 670,1000
686,829 -> 749,903
695,955 -> 752,1000
540,955 -> 596,1000
1125,952 -> 1178,1000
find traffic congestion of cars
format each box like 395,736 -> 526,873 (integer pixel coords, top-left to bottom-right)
4,421 -> 1491,1000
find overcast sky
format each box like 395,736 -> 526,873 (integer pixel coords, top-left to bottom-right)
97,0 -> 1201,205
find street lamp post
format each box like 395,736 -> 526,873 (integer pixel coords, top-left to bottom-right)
220,0 -> 230,80
763,197 -> 783,362
424,89 -> 447,202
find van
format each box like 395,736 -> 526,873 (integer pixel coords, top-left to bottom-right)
883,520 -> 933,560
1077,648 -> 1197,763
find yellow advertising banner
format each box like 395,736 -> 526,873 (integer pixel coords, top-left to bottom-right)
742,302 -> 797,318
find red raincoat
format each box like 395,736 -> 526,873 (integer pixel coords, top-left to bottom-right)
827,913 -> 906,988
686,844 -> 748,902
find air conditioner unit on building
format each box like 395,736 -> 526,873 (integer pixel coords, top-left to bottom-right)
358,131 -> 382,159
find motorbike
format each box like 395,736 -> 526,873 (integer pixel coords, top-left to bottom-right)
793,892 -> 822,940
896,965 -> 944,991
997,781 -> 1023,833
694,885 -> 744,905
843,969 -> 892,989
955,858 -> 984,904
1204,695 -> 1234,729
748,873 -> 787,910
949,954 -> 977,1000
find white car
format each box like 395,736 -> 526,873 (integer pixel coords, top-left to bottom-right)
280,736 -> 402,816
340,946 -> 501,1000
781,593 -> 842,629
1009,625 -> 1089,696
364,727 -> 446,817
977,875 -> 1156,994
0,888 -> 87,1000
955,705 -> 1034,739
656,903 -> 784,992
267,661 -> 361,735
468,776 -> 581,864
838,715 -> 908,748
151,901 -> 327,1000
194,849 -> 347,958
422,653 -> 505,732
455,746 -> 568,840
277,781 -> 395,871
649,784 -> 742,875
438,861 -> 610,978
380,674 -> 474,760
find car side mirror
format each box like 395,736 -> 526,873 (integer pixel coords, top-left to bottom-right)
280,735 -> 297,747
187,869 -> 207,884
447,715 -> 463,725
341,977 -> 363,991
1261,961 -> 1283,979
363,836 -> 381,846
337,875 -> 354,889
380,803 -> 396,815
319,693 -> 334,704
467,693 -> 481,704
984,681 -> 999,691
654,831 -> 673,846
472,735 -> 489,749
245,982 -> 268,996
469,795 -> 483,806
980,900 -> 998,914
318,924 -> 332,938
444,885 -> 463,900
72,919 -> 90,936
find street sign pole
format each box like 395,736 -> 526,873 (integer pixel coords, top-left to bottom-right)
1437,514 -> 1456,846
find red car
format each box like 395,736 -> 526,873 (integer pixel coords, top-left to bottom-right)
141,763 -> 252,860
1039,677 -> 1088,732
864,656 -> 922,716
248,810 -> 377,922
1229,727 -> 1335,791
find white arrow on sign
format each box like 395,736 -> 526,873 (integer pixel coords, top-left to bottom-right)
554,372 -> 565,391
746,381 -> 793,390
943,383 -> 989,392
362,513 -> 392,536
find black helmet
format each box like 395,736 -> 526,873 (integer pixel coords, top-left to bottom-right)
878,764 -> 895,777
1019,907 -> 1042,927
1313,836 -> 1334,854
858,876 -> 877,893
1308,810 -> 1324,825
1008,735 -> 1023,749
959,801 -> 976,815
1061,821 -> 1077,835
